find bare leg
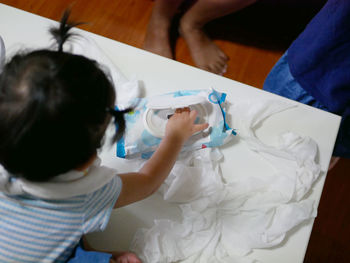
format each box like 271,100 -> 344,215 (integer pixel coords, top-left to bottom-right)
143,0 -> 185,58
180,0 -> 257,74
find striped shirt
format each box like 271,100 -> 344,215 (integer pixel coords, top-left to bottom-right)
0,175 -> 122,263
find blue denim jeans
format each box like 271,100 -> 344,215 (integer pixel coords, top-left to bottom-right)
263,52 -> 348,157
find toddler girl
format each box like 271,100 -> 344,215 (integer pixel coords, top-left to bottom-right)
0,11 -> 208,263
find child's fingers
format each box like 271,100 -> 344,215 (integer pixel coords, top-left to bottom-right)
189,109 -> 198,120
174,107 -> 191,114
192,123 -> 209,134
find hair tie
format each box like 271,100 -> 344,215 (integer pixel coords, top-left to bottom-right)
106,107 -> 132,116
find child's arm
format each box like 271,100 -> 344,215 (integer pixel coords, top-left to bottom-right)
114,108 -> 208,208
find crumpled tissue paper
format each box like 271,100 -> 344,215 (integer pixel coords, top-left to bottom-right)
130,98 -> 321,263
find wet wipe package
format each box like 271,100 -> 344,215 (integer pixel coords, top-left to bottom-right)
116,89 -> 236,159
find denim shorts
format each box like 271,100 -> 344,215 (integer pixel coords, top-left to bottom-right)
263,52 -> 349,157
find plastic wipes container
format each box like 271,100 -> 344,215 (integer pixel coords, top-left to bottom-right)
116,89 -> 236,159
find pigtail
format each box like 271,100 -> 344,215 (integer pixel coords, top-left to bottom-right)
107,107 -> 133,142
50,9 -> 85,52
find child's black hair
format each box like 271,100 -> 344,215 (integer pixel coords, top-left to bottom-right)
0,10 -> 130,182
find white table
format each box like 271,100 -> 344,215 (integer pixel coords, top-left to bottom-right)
0,4 -> 341,262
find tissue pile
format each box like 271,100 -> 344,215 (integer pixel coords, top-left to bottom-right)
130,99 -> 321,263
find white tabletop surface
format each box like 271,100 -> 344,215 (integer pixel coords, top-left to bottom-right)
0,4 -> 341,263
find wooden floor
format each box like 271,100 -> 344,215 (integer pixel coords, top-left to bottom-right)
1,0 -> 349,262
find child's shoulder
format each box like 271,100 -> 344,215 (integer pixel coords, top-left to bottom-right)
0,158 -> 121,200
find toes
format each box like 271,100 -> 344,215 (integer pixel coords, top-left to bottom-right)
207,59 -> 227,75
211,64 -> 222,75
218,60 -> 228,75
217,59 -> 227,72
201,48 -> 228,75
219,52 -> 229,61
215,46 -> 229,61
221,64 -> 227,75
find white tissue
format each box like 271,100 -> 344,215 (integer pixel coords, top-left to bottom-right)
159,149 -> 224,203
130,99 -> 321,263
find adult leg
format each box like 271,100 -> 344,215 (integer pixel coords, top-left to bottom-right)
180,0 -> 256,74
143,0 -> 185,58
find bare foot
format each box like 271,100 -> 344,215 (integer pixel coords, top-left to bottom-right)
179,18 -> 228,75
143,18 -> 173,59
110,251 -> 142,263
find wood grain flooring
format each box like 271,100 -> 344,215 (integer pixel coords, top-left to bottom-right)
0,0 -> 349,262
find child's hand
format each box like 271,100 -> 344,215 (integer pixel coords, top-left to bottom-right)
116,108 -> 209,209
165,107 -> 209,143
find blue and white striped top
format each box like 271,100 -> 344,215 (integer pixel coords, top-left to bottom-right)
0,175 -> 122,263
